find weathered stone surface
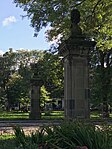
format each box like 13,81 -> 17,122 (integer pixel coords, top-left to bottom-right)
59,11 -> 96,119
29,78 -> 42,120
62,48 -> 90,119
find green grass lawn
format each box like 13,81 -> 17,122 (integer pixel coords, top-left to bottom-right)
0,111 -> 29,120
0,110 -> 64,120
90,111 -> 101,118
0,110 -> 111,120
90,111 -> 112,119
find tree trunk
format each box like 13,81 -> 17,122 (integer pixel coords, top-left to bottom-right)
99,50 -> 111,118
102,101 -> 109,118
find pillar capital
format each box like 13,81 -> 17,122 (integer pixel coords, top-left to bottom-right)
59,36 -> 96,58
30,78 -> 43,87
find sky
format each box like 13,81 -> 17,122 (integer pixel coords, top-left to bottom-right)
0,0 -> 50,54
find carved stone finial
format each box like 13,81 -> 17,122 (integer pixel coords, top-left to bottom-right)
70,9 -> 82,37
71,9 -> 80,25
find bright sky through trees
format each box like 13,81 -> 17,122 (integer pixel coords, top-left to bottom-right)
0,0 -> 50,54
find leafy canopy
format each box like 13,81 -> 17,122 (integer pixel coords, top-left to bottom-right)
13,0 -> 112,50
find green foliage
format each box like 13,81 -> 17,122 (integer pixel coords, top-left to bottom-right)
13,0 -> 112,118
0,138 -> 16,149
48,122 -> 112,149
0,49 -> 17,106
90,49 -> 112,117
40,85 -> 50,107
14,126 -> 26,147
6,73 -> 23,104
13,126 -> 46,149
13,122 -> 112,149
31,52 -> 63,99
0,49 -> 63,109
41,53 -> 63,98
0,121 -> 112,149
13,0 -> 112,49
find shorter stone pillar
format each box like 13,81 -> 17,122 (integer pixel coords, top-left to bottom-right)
29,78 -> 42,120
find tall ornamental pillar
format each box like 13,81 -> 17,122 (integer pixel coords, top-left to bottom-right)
59,9 -> 96,119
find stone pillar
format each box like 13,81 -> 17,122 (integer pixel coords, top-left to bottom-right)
29,78 -> 42,120
59,9 -> 96,119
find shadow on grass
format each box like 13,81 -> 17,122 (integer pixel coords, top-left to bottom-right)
0,110 -> 111,121
0,110 -> 64,120
0,111 -> 29,120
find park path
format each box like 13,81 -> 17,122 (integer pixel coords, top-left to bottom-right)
0,120 -> 61,135
0,119 -> 112,135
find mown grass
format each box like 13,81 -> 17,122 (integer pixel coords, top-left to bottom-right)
0,110 -> 112,120
0,110 -> 64,120
90,111 -> 112,119
42,110 -> 64,120
90,111 -> 101,118
0,111 -> 29,120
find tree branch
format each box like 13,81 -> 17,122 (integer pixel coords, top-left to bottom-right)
92,0 -> 102,16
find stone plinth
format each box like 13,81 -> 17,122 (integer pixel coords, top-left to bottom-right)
59,36 -> 96,119
29,78 -> 42,120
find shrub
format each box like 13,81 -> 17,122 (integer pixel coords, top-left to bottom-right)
13,121 -> 112,149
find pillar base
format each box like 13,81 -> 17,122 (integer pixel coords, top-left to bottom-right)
29,112 -> 41,120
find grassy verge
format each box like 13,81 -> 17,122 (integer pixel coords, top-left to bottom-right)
0,111 -> 29,120
42,110 -> 64,120
0,110 -> 64,120
0,110 -> 111,120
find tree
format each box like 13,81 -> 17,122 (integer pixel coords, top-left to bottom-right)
31,52 -> 64,99
0,49 -> 45,109
40,85 -> 50,108
13,0 -> 112,44
6,73 -> 24,109
0,49 -> 17,109
0,49 -> 63,110
90,49 -> 112,117
13,0 -> 112,117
